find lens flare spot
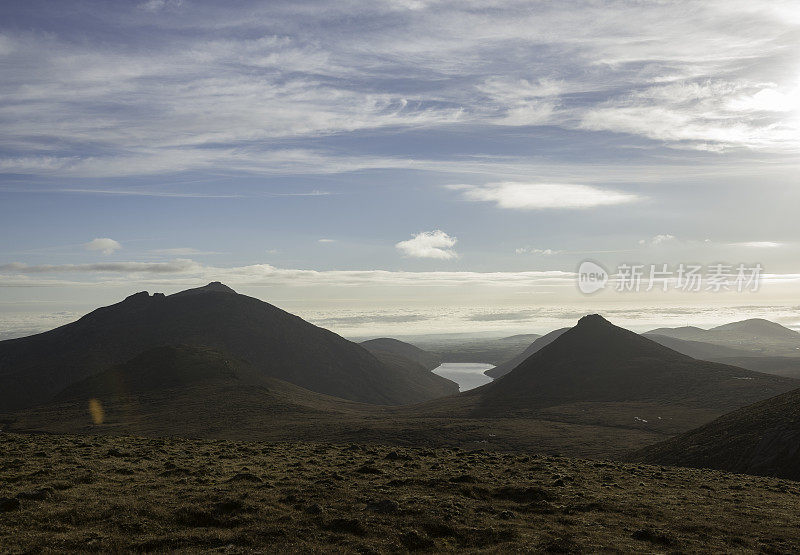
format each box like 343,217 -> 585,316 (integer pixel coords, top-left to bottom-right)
88,398 -> 105,425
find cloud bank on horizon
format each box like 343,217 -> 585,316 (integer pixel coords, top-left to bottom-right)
1,0 -> 799,334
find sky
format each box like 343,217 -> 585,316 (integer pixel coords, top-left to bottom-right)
1,0 -> 800,338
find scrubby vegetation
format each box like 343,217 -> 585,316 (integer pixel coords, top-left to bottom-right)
2,432 -> 800,552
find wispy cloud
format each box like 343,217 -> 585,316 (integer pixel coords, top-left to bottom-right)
580,80 -> 800,152
1,1 -> 798,184
138,0 -> 183,13
395,230 -> 458,259
61,189 -> 243,198
0,259 -> 199,274
732,241 -> 783,248
639,234 -> 676,246
150,248 -> 222,256
0,259 -> 572,287
313,313 -> 432,326
515,247 -> 562,255
449,182 -> 640,210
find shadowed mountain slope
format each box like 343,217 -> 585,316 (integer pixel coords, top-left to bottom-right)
633,386 -> 800,480
360,349 -> 457,399
485,328 -> 569,379
6,344 -> 658,458
709,356 -> 800,380
497,333 -> 541,343
55,345 -> 244,398
642,334 -> 752,360
441,315 -> 798,422
360,337 -> 442,370
0,283 -> 454,410
10,344 -> 373,437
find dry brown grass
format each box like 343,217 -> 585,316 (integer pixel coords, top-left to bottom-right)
2,432 -> 800,553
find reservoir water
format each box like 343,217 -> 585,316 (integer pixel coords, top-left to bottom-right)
432,362 -> 494,392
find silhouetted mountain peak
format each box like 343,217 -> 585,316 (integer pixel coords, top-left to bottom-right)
123,291 -> 152,302
171,281 -> 237,297
123,291 -> 168,302
537,314 -> 685,363
0,281 -> 459,410
575,313 -> 612,329
468,315 -> 797,417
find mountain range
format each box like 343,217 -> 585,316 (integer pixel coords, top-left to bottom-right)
460,315 -> 796,420
646,318 -> 800,356
4,292 -> 800,477
0,283 -> 456,411
484,319 -> 800,380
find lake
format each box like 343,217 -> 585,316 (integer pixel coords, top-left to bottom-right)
432,362 -> 494,392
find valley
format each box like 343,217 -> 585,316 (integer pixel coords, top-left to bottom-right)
2,285 -> 800,552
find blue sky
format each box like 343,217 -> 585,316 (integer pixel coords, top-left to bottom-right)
1,0 -> 800,337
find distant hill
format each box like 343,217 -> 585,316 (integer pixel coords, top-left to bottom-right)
361,349 -> 457,399
642,334 -> 751,360
410,315 -> 799,439
497,333 -> 541,343
359,338 -> 457,398
360,338 -> 442,370
645,325 -> 707,340
411,334 -> 540,365
493,326 -> 797,385
485,328 -> 569,379
711,318 -> 800,339
708,356 -> 800,380
472,315 -> 795,415
632,386 -> 800,480
647,318 -> 800,356
0,283 -> 456,410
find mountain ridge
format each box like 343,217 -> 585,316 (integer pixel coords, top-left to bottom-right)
0,283 -> 456,410
485,328 -> 569,379
437,315 -> 798,423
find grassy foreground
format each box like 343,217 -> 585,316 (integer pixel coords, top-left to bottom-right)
2,432 -> 800,553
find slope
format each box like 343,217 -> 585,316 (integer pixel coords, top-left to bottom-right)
0,283 -> 453,410
485,328 -> 569,379
633,386 -> 800,480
